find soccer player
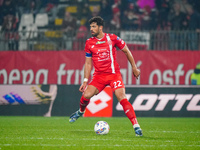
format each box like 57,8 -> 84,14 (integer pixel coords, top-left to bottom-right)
69,16 -> 142,136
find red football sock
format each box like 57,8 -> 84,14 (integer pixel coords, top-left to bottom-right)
80,96 -> 90,112
120,98 -> 138,125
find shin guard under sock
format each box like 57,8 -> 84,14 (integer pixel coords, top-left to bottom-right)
120,98 -> 138,125
79,96 -> 90,112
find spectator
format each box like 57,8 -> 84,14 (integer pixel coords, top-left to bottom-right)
85,6 -> 100,30
191,63 -> 200,85
190,0 -> 200,14
16,0 -> 41,16
186,5 -> 200,31
155,0 -> 171,29
73,25 -> 88,50
175,0 -> 192,14
39,0 -> 58,24
112,0 -> 121,9
2,14 -> 19,50
40,0 -> 58,9
110,7 -> 121,30
90,6 -> 100,18
15,0 -> 27,21
25,0 -> 41,15
168,3 -> 187,30
76,25 -> 88,39
0,0 -> 16,16
62,11 -> 77,33
122,9 -> 140,30
140,5 -> 157,30
62,11 -> 77,50
77,2 -> 90,21
0,0 -> 16,25
168,2 -> 187,50
99,0 -> 112,30
185,5 -> 200,50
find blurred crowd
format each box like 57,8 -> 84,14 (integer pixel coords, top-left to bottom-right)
0,0 -> 200,51
0,0 -> 200,32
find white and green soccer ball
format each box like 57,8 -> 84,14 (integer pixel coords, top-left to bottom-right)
94,121 -> 110,135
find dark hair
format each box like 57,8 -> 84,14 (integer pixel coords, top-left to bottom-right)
89,16 -> 104,26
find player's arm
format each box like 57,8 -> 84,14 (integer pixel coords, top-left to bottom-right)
121,45 -> 140,79
84,56 -> 92,81
79,56 -> 92,92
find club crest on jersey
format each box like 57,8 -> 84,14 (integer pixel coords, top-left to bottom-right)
96,41 -> 106,45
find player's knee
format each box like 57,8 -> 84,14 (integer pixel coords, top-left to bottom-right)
83,92 -> 93,99
117,95 -> 127,102
115,89 -> 126,102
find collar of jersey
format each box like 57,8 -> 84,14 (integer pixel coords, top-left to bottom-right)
94,33 -> 106,41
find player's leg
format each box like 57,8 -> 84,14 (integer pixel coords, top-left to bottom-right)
69,85 -> 99,123
69,74 -> 107,123
114,88 -> 143,136
110,73 -> 143,136
114,88 -> 139,125
80,85 -> 99,112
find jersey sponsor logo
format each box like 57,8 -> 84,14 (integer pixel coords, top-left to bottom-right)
96,41 -> 106,45
97,50 -> 110,61
116,94 -> 200,111
99,52 -> 109,59
97,48 -> 107,51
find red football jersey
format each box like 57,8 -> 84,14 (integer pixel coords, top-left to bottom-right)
85,33 -> 126,74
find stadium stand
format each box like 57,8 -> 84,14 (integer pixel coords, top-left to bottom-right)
0,0 -> 199,51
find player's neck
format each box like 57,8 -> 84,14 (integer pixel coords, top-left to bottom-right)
96,32 -> 104,39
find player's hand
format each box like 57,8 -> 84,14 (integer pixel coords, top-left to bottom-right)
133,68 -> 140,79
79,82 -> 87,92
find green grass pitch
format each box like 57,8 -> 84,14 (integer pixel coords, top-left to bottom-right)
0,116 -> 199,150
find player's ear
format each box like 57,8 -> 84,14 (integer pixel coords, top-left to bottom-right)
99,25 -> 103,31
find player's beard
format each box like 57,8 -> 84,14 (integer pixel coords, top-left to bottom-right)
91,28 -> 100,37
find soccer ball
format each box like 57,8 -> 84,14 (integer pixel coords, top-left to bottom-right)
94,121 -> 110,135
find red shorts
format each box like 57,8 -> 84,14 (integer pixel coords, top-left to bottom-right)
89,73 -> 125,93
